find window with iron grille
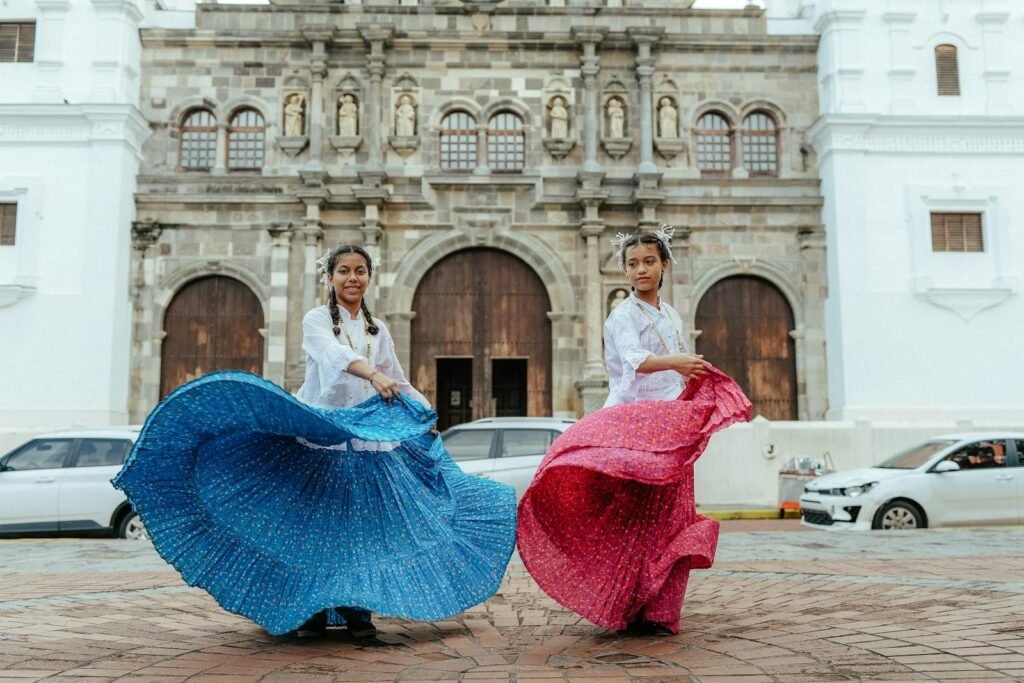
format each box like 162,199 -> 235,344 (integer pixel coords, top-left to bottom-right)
935,44 -> 960,97
0,22 -> 35,63
742,112 -> 779,176
227,108 -> 265,170
179,109 -> 217,171
695,112 -> 733,175
0,203 -> 16,246
931,212 -> 983,252
488,112 -> 525,173
440,111 -> 477,172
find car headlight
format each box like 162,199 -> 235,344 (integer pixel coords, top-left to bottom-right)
843,482 -> 878,497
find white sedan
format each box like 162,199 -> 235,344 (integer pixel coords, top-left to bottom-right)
441,417 -> 575,499
0,428 -> 147,539
800,432 -> 1024,530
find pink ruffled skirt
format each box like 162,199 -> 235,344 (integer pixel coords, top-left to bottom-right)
517,367 -> 751,633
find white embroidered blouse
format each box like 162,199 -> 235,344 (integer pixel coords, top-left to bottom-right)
603,292 -> 691,408
295,305 -> 430,410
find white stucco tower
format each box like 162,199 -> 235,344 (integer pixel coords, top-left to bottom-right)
770,0 -> 1024,423
0,1 -> 153,443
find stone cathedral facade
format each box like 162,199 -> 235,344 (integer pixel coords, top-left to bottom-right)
128,0 -> 827,427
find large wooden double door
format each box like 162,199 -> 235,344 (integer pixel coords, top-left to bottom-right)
695,276 -> 798,420
411,249 -> 552,430
160,276 -> 264,397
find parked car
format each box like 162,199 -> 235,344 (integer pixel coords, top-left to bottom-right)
0,428 -> 146,539
800,432 -> 1024,530
442,417 -> 575,499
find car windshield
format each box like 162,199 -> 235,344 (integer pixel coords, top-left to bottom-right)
877,440 -> 958,469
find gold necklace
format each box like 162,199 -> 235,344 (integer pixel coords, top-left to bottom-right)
633,300 -> 684,355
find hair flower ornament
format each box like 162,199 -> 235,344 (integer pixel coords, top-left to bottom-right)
315,248 -> 332,289
611,224 -> 678,268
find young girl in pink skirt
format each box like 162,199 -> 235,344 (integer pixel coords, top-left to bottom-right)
517,227 -> 751,635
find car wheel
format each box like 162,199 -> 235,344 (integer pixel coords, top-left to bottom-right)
872,501 -> 925,530
118,511 -> 149,540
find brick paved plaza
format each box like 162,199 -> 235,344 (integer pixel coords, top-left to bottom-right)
2,524 -> 1024,682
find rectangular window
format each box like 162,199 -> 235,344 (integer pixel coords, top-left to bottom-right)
0,22 -> 36,63
930,212 -> 983,252
0,203 -> 15,246
935,45 -> 960,97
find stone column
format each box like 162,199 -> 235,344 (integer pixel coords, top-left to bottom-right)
358,24 -> 394,174
575,194 -> 609,413
798,226 -> 828,421
266,224 -> 293,387
302,32 -> 331,168
670,227 -> 693,339
629,29 -> 661,175
572,28 -> 607,174
628,28 -> 665,231
474,122 -> 490,175
213,123 -> 228,174
294,189 -> 329,317
129,221 -> 162,423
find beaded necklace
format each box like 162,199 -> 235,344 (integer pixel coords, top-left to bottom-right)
633,299 -> 684,355
339,308 -> 372,364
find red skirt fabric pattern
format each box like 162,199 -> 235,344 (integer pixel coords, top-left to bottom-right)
517,366 -> 752,633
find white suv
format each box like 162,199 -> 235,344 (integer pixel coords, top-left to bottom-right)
0,428 -> 146,539
442,417 -> 575,499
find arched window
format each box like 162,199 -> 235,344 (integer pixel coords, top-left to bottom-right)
179,108 -> 217,171
695,112 -> 732,175
935,44 -> 960,96
440,111 -> 477,172
227,108 -> 265,170
487,111 -> 525,172
742,111 -> 779,176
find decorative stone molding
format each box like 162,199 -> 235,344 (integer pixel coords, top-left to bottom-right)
329,135 -> 362,156
601,136 -> 633,159
277,136 -> 309,157
918,288 -> 1014,321
654,137 -> 685,159
388,135 -> 419,156
0,284 -> 37,309
543,137 -> 576,159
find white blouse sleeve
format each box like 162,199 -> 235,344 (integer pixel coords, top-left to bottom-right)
301,307 -> 367,392
375,321 -> 432,409
606,312 -> 655,401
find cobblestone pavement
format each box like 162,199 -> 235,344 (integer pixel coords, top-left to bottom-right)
1,526 -> 1024,682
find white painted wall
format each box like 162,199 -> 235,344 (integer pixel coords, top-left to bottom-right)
695,418 -> 1019,508
0,1 -> 157,437
770,0 -> 1024,423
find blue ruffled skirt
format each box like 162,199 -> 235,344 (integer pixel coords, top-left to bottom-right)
113,371 -> 517,636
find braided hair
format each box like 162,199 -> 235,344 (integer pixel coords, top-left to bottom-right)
620,232 -> 672,289
325,245 -> 380,336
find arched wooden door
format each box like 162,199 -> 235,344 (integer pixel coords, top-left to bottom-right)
695,276 -> 797,420
160,276 -> 264,397
411,249 -> 552,429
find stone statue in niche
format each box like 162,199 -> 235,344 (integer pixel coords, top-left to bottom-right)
283,93 -> 305,137
658,97 -> 678,139
338,94 -> 359,137
395,94 -> 417,137
607,97 -> 625,139
608,288 -> 628,313
549,96 -> 569,139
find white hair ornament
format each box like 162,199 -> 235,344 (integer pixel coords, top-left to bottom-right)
315,248 -> 332,289
611,224 -> 679,268
316,248 -> 384,289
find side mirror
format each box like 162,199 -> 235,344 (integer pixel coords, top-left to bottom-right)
934,460 -> 960,473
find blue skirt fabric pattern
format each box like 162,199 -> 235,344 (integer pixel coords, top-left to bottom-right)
113,371 -> 517,636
